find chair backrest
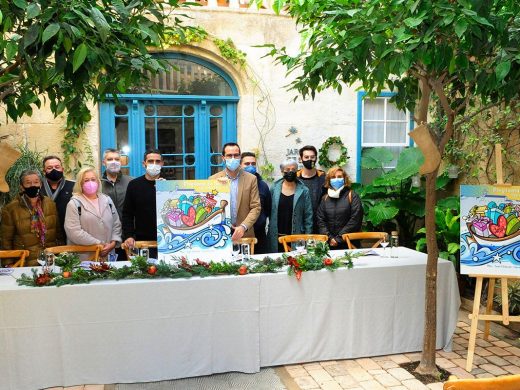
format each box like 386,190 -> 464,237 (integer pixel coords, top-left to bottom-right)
342,232 -> 387,249
237,237 -> 258,255
277,234 -> 329,253
443,374 -> 520,390
122,241 -> 157,258
0,250 -> 30,267
45,245 -> 103,261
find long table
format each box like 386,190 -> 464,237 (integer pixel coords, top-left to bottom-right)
0,247 -> 460,389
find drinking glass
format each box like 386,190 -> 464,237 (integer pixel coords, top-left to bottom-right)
232,243 -> 241,261
140,248 -> 149,260
306,238 -> 316,252
46,253 -> 55,273
380,234 -> 389,257
37,251 -> 46,267
295,239 -> 306,254
130,246 -> 140,258
241,244 -> 250,262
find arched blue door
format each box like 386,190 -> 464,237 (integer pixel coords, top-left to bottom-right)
100,54 -> 239,179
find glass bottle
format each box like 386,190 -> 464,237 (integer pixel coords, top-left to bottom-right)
390,231 -> 399,258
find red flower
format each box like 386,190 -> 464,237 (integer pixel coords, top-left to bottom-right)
295,270 -> 303,281
323,258 -> 333,266
287,256 -> 300,268
35,273 -> 52,286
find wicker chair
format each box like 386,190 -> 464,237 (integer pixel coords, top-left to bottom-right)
277,234 -> 329,253
443,374 -> 520,390
342,232 -> 388,249
45,244 -> 103,261
0,250 -> 30,267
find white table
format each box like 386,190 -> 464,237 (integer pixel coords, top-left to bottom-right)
0,248 -> 460,390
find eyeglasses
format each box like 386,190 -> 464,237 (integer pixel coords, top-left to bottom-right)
224,154 -> 241,159
242,162 -> 256,166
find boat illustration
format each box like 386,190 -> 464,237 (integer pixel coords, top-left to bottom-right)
162,199 -> 228,234
467,222 -> 520,247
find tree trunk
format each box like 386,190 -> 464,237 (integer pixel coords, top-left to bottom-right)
416,168 -> 440,376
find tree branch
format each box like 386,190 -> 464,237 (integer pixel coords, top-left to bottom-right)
0,57 -> 21,77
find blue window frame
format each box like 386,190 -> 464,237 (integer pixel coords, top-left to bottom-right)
100,54 -> 239,179
356,91 -> 415,183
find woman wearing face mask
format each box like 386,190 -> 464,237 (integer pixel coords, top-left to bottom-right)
316,167 -> 363,249
0,170 -> 62,266
65,167 -> 122,260
266,159 -> 313,253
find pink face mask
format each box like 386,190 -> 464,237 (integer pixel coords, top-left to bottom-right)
82,181 -> 98,195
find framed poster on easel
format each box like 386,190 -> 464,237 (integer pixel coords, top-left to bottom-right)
155,180 -> 232,263
462,145 -> 520,371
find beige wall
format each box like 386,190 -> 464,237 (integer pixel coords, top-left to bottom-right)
0,7 -> 361,181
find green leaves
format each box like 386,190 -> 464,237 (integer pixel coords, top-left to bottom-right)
367,203 -> 399,226
90,7 -> 111,42
361,147 -> 394,169
72,43 -> 88,72
42,23 -> 60,44
495,60 -> 511,81
454,19 -> 468,37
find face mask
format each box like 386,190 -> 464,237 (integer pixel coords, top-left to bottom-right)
82,181 -> 99,195
146,164 -> 162,177
23,186 -> 40,198
106,161 -> 121,174
302,160 -> 315,170
330,178 -> 345,190
225,158 -> 240,172
283,171 -> 297,182
45,169 -> 63,182
243,165 -> 257,175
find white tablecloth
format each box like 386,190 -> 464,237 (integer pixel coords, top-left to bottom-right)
0,247 -> 460,389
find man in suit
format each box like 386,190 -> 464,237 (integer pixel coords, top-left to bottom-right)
209,143 -> 261,242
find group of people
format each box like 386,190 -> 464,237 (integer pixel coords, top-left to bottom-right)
0,143 -> 363,266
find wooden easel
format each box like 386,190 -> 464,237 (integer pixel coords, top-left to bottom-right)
465,144 -> 520,371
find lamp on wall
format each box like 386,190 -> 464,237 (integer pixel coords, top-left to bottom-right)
411,174 -> 421,188
447,164 -> 459,179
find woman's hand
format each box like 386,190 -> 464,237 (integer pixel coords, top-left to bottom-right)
101,241 -> 116,257
330,238 -> 338,247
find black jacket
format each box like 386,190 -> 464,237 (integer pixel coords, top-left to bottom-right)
316,187 -> 363,247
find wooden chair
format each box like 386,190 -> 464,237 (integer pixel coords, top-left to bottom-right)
236,237 -> 258,255
278,234 -> 329,253
342,232 -> 388,249
0,250 -> 30,267
44,245 -> 103,261
443,374 -> 520,390
122,241 -> 157,258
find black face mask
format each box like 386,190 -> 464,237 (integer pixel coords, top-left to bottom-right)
23,186 -> 40,198
283,171 -> 297,182
302,160 -> 315,170
45,169 -> 63,182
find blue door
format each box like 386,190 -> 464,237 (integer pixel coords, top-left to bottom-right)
100,55 -> 239,179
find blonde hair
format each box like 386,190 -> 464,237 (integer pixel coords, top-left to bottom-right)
73,167 -> 101,195
324,166 -> 352,189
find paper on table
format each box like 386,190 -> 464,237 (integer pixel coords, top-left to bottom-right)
0,268 -> 14,275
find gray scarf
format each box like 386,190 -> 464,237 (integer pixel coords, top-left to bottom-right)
42,178 -> 66,201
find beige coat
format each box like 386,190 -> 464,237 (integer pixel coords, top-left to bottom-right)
209,169 -> 261,238
64,194 -> 122,258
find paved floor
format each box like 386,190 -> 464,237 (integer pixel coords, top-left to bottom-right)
47,308 -> 520,390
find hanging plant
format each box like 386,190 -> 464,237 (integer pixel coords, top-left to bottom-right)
319,136 -> 349,168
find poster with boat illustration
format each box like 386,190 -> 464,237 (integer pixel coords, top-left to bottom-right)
156,180 -> 232,263
460,185 -> 520,276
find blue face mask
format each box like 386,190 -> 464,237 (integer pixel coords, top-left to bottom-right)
225,158 -> 240,172
243,165 -> 257,175
330,178 -> 345,190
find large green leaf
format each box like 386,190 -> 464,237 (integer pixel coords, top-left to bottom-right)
42,23 -> 60,44
496,60 -> 511,81
361,147 -> 394,169
90,7 -> 110,42
72,43 -> 88,73
367,203 -> 399,226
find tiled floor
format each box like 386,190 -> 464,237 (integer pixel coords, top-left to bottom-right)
46,309 -> 520,390
280,316 -> 520,389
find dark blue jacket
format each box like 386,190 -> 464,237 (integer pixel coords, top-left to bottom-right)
253,173 -> 272,254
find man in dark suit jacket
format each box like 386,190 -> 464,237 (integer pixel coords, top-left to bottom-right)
209,143 -> 261,242
40,155 -> 74,240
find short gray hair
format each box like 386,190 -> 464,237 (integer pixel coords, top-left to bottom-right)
279,159 -> 298,171
19,169 -> 42,184
103,148 -> 120,160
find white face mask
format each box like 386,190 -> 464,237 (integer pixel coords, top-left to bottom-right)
106,161 -> 121,174
146,163 -> 161,177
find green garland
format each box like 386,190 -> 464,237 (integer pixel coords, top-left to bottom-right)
319,136 -> 349,169
16,245 -> 361,288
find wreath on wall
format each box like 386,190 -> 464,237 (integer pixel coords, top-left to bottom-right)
319,136 -> 349,168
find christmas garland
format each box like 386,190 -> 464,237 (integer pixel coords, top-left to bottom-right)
16,243 -> 360,288
318,136 -> 349,168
